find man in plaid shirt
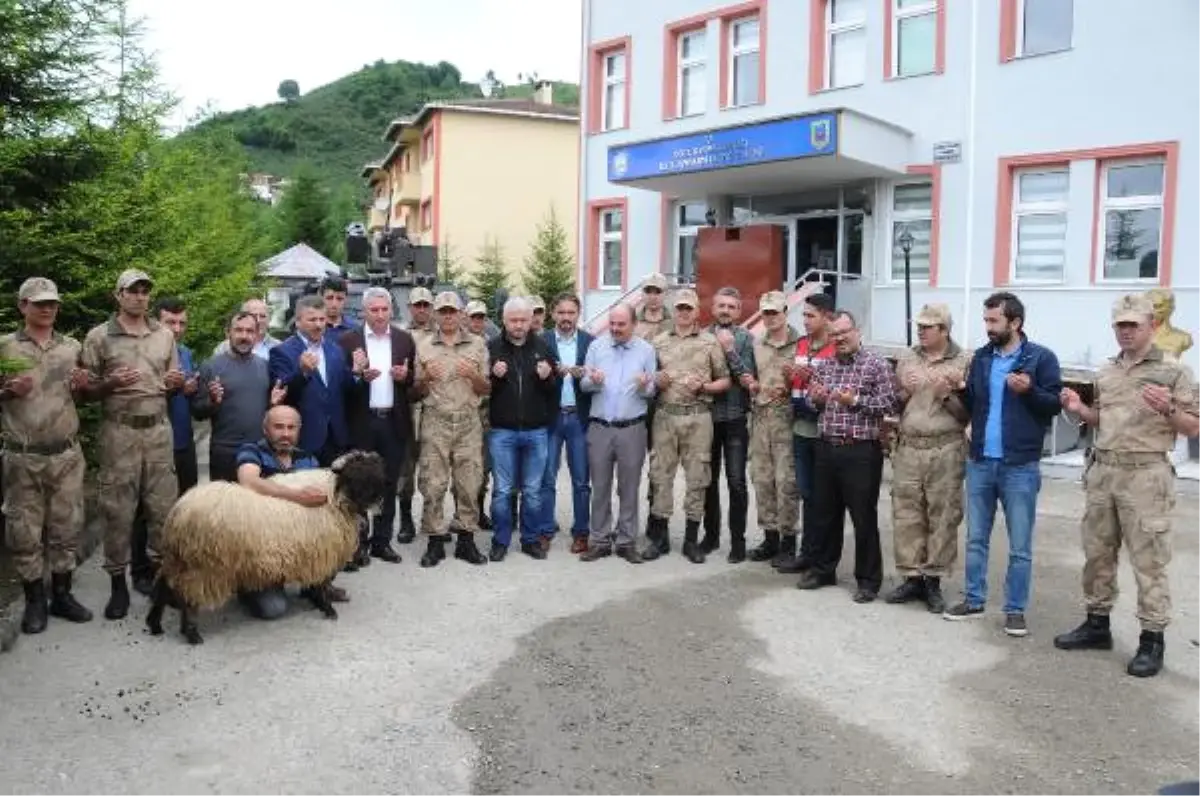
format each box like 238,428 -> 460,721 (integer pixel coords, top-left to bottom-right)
795,309 -> 900,603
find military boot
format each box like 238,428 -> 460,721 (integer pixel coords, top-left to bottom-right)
748,531 -> 780,562
49,572 -> 93,623
1053,613 -> 1114,651
1127,630 -> 1165,678
104,573 -> 130,620
770,533 -> 797,568
397,501 -> 417,544
419,535 -> 449,568
454,532 -> 488,566
923,576 -> 946,614
682,520 -> 706,564
885,576 -> 927,605
20,580 -> 48,635
641,516 -> 669,562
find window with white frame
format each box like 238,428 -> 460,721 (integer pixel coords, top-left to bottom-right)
1100,159 -> 1165,281
826,0 -> 866,89
891,181 -> 932,281
892,0 -> 937,78
599,207 -> 624,288
728,16 -> 760,106
677,29 -> 707,117
1011,168 -> 1069,282
602,50 -> 627,131
1018,0 -> 1073,57
673,201 -> 707,282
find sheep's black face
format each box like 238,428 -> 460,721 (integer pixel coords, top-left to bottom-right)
332,451 -> 388,514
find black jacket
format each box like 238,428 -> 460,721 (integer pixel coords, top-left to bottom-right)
487,333 -> 559,430
541,328 -> 595,421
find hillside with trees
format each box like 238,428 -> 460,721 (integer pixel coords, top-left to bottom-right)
186,61 -> 580,196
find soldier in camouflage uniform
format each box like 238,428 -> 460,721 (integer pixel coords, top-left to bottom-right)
643,289 -> 731,563
885,303 -> 971,615
1055,294 -> 1200,678
397,286 -> 437,541
745,291 -> 801,566
635,273 -> 671,528
413,291 -> 490,568
80,269 -> 183,621
0,278 -> 95,634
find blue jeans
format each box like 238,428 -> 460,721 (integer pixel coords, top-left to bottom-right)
489,428 -> 549,547
964,459 -> 1041,614
540,410 -> 591,537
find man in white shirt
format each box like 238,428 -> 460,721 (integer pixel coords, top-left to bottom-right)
339,287 -> 417,563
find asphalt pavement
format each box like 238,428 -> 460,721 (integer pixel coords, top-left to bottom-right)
0,466 -> 1196,795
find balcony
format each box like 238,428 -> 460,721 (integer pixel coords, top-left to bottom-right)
393,170 -> 421,205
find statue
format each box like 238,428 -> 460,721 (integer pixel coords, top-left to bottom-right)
1145,288 -> 1193,362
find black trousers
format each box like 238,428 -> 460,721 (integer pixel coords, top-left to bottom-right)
810,439 -> 884,592
358,412 -> 406,546
131,443 -> 198,577
703,416 -> 749,538
209,444 -> 242,483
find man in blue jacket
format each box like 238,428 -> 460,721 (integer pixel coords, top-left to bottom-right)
539,293 -> 595,553
943,292 -> 1062,637
268,295 -> 354,467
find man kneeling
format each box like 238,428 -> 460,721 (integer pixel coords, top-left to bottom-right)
235,406 -> 344,619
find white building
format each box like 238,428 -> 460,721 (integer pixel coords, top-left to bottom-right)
575,0 -> 1199,375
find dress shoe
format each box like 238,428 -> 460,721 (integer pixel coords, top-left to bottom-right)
538,535 -> 553,553
727,536 -> 746,563
570,537 -> 589,555
616,545 -> 643,564
104,573 -> 130,620
49,572 -> 93,623
699,529 -> 720,555
370,544 -> 402,563
420,536 -> 448,568
797,571 -> 836,590
20,580 -> 48,634
770,534 -> 798,568
852,588 -> 878,604
489,543 -> 508,562
580,545 -> 612,562
454,534 -> 488,565
520,542 -> 547,560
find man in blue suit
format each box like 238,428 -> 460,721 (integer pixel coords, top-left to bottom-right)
268,295 -> 354,467
539,293 -> 595,553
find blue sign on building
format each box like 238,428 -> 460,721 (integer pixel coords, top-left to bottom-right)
608,112 -> 839,183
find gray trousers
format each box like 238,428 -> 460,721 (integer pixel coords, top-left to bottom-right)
587,421 -> 648,548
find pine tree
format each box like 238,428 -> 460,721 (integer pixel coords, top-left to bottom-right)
437,237 -> 465,285
274,166 -> 336,259
521,206 -> 577,309
467,236 -> 512,319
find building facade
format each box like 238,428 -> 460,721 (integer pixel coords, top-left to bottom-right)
365,84 -> 580,287
576,0 -> 1199,374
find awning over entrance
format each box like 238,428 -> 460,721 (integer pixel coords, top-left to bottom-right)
606,109 -> 913,196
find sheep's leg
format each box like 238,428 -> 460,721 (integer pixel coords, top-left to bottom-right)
145,577 -> 169,636
305,581 -> 339,620
179,604 -> 203,645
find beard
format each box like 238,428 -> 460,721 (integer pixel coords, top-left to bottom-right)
987,328 -> 1012,347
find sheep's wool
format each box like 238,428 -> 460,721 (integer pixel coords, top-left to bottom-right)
157,470 -> 358,610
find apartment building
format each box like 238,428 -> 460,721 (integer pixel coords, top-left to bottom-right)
364,82 -> 580,285
576,0 -> 1199,374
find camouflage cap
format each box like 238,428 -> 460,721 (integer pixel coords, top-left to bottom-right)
915,302 -> 953,328
465,300 -> 488,316
673,288 -> 699,308
530,295 -> 546,312
643,273 -> 668,291
409,287 -> 434,305
116,268 -> 153,292
1112,293 -> 1155,324
759,291 -> 787,313
434,291 -> 461,312
18,277 -> 60,303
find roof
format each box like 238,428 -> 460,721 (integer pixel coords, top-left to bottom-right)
383,97 -> 579,141
260,243 -> 342,279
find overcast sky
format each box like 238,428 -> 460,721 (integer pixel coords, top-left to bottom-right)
126,0 -> 583,128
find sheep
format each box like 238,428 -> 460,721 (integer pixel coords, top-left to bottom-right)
146,450 -> 387,645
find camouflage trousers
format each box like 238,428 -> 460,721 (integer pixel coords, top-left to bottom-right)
649,406 -> 712,521
2,445 -> 85,581
750,406 -> 798,534
398,404 -> 421,502
1082,454 -> 1176,632
890,433 -> 966,577
97,419 -> 178,575
418,409 -> 484,535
